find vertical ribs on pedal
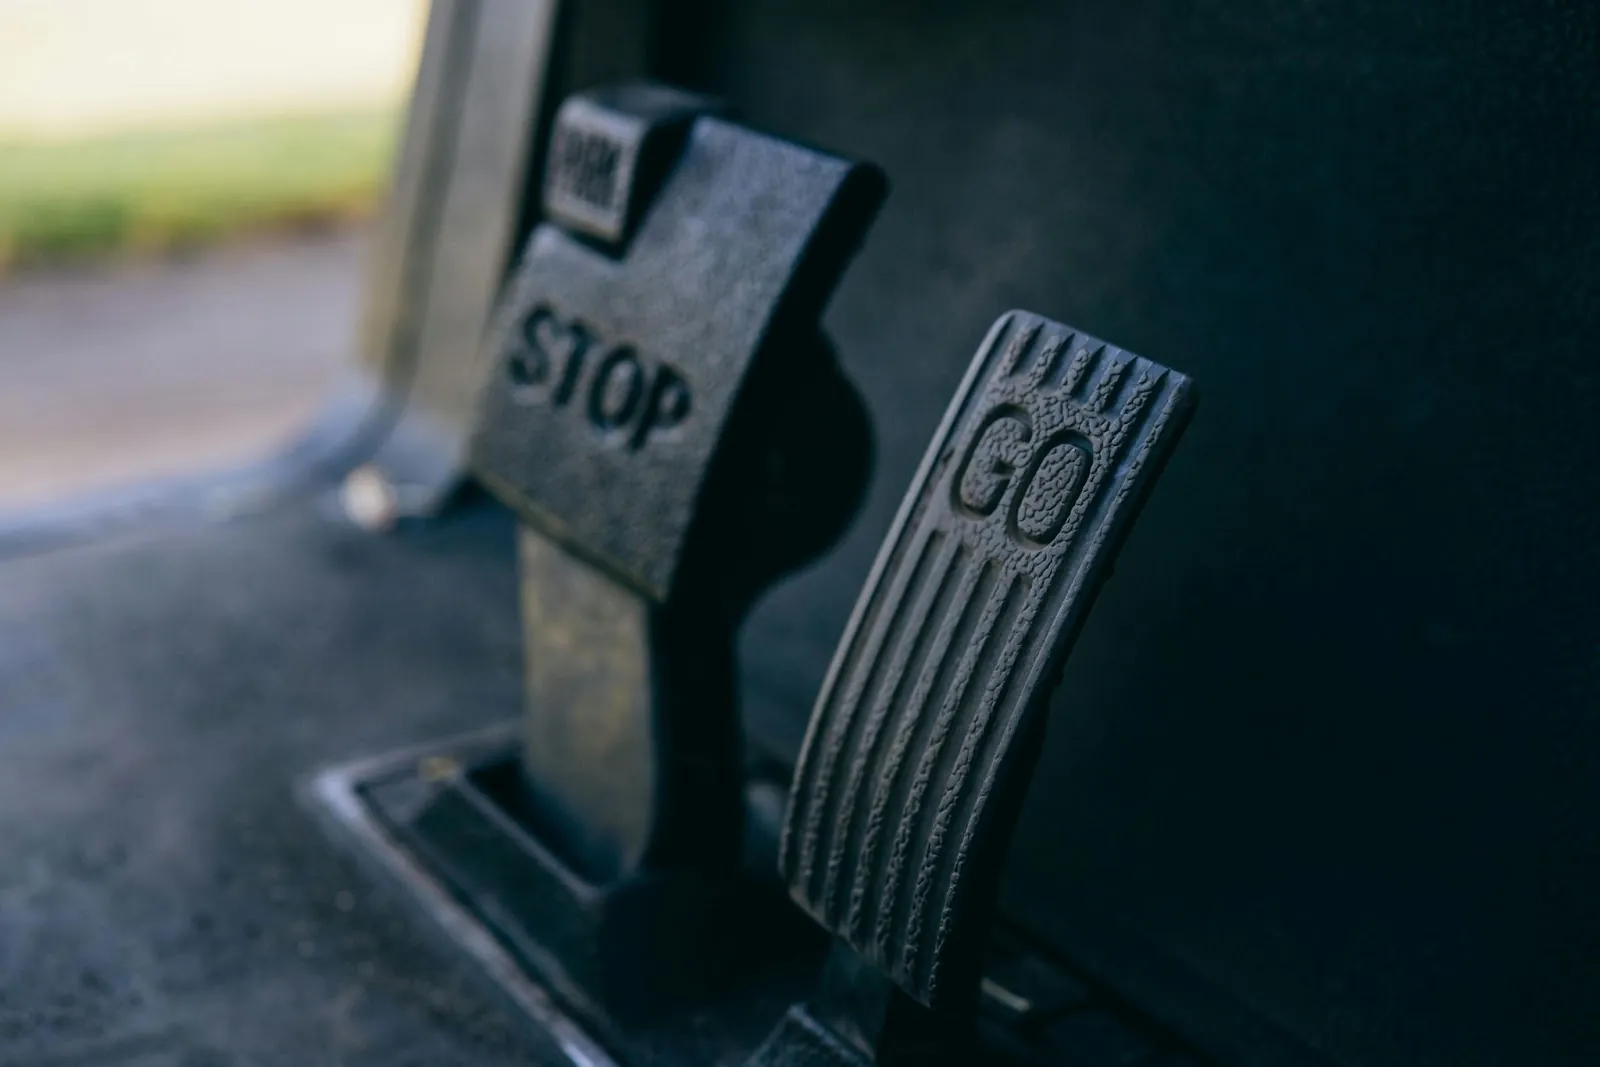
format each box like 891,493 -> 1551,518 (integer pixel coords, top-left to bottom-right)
756,311 -> 1195,1065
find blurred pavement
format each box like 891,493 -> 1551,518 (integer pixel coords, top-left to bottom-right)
0,230 -> 363,510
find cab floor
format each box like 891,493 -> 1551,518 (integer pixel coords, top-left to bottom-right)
0,494 -> 1200,1067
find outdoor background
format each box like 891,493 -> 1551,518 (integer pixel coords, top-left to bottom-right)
0,0 -> 428,508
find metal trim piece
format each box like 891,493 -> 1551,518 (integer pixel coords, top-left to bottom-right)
305,727 -> 618,1067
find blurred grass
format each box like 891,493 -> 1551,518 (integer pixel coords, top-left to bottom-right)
0,108 -> 398,272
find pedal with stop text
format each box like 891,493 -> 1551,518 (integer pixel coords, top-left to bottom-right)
315,81 -> 886,1050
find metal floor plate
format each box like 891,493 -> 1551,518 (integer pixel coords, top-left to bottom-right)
308,727 -> 819,1067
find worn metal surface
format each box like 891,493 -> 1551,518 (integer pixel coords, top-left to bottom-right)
331,728 -> 817,1055
309,729 -> 619,1067
515,531 -> 658,880
748,1006 -> 865,1067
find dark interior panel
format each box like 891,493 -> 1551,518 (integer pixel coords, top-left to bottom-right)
709,3 -> 1600,1065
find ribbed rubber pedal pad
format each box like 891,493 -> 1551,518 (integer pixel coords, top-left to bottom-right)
755,310 -> 1196,1064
